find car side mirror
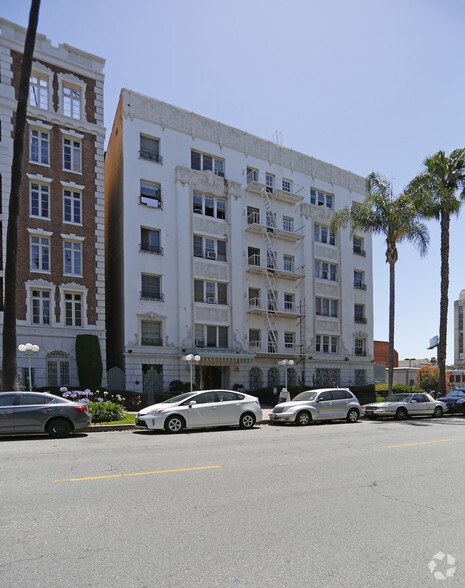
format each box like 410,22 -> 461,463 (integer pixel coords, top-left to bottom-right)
189,400 -> 197,407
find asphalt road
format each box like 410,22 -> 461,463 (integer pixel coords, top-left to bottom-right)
1,416 -> 464,587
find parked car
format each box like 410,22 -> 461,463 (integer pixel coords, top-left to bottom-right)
0,391 -> 90,437
437,389 -> 465,414
135,389 -> 262,433
363,393 -> 446,420
269,388 -> 363,426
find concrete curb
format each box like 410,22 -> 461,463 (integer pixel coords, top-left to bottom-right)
86,417 -> 272,432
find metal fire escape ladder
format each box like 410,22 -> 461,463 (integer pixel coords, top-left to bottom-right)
260,186 -> 279,352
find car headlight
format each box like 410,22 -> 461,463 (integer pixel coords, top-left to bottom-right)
148,409 -> 165,416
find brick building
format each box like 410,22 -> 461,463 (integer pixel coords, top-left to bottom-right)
0,18 -> 106,388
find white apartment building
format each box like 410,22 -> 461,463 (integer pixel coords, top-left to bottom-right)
0,19 -> 106,388
454,289 -> 465,368
105,89 -> 373,400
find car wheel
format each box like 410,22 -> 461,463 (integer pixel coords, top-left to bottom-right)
346,409 -> 359,423
239,413 -> 256,429
46,418 -> 72,438
164,415 -> 185,433
295,411 -> 312,426
433,406 -> 443,418
395,407 -> 408,421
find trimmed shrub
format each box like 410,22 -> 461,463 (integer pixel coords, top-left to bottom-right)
349,385 -> 376,405
110,390 -> 145,411
88,401 -> 126,423
76,334 -> 103,388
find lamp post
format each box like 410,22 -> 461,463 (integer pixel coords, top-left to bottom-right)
182,354 -> 201,392
278,359 -> 295,392
18,343 -> 39,391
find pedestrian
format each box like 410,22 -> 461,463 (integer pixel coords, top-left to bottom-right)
332,381 -> 338,388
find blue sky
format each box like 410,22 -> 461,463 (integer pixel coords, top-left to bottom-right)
3,0 -> 465,363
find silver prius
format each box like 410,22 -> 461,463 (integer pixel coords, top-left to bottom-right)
135,389 -> 263,433
363,393 -> 446,420
270,388 -> 363,426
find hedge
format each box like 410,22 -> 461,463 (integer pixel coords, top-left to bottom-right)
76,334 -> 103,388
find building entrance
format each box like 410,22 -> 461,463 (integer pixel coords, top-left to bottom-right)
201,366 -> 228,389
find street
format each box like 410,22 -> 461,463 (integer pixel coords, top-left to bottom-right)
1,417 -> 464,587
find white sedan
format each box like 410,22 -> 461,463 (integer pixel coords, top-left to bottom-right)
135,389 -> 262,433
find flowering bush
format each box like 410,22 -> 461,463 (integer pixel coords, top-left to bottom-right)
61,388 -> 126,423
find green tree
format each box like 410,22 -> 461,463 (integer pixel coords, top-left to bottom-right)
2,0 -> 41,390
406,149 -> 465,396
330,172 -> 429,394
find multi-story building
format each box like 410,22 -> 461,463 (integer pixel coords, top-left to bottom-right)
105,89 -> 373,400
454,289 -> 465,368
0,19 -> 106,388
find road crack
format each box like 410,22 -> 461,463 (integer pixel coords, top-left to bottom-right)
369,481 -> 452,516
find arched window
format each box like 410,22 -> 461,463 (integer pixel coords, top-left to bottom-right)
287,368 -> 297,387
268,367 -> 281,387
249,367 -> 263,390
47,351 -> 70,387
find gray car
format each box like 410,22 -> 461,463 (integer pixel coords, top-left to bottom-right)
363,393 -> 446,420
269,388 -> 363,425
0,391 -> 91,437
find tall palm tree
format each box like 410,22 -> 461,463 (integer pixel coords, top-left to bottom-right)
330,172 -> 429,394
406,148 -> 465,396
2,0 -> 41,390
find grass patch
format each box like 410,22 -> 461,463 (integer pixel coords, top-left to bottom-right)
90,413 -> 136,426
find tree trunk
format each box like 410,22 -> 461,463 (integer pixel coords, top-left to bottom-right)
438,208 -> 450,396
388,259 -> 395,394
2,0 -> 41,391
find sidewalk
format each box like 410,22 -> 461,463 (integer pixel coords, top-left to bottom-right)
86,407 -> 273,432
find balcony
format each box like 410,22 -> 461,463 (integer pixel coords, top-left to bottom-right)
139,194 -> 163,209
245,172 -> 304,205
247,256 -> 305,280
141,337 -> 163,346
355,349 -> 367,356
140,291 -> 164,302
247,298 -> 302,317
353,281 -> 367,290
249,342 -> 299,355
353,246 -> 366,257
139,150 -> 163,165
354,316 -> 367,324
140,244 -> 164,255
245,217 -> 304,242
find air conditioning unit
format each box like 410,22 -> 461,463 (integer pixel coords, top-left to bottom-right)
206,250 -> 216,259
207,297 -> 216,304
195,339 -> 205,347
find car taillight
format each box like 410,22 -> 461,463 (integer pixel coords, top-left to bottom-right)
74,405 -> 88,412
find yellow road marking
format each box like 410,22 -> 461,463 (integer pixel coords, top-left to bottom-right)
54,465 -> 222,483
388,439 -> 455,448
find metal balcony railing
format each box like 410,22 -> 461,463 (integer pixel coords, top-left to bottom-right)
139,150 -> 163,165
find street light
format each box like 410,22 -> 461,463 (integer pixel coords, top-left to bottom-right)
278,359 -> 295,392
182,354 -> 201,392
18,343 -> 40,391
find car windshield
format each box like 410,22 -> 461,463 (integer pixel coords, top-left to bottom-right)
163,392 -> 198,404
293,391 -> 318,402
447,390 -> 465,398
384,394 -> 411,402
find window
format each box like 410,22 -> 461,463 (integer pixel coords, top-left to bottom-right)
140,181 -> 162,208
30,182 -> 50,219
140,135 -> 162,164
265,173 -> 275,193
314,224 -> 335,245
194,280 -> 228,304
354,304 -> 366,323
315,261 -> 337,282
141,274 -> 163,301
268,290 -> 277,312
284,293 -> 295,312
63,85 -> 81,119
30,129 -> 49,165
268,330 -> 278,353
354,270 -> 366,290
64,292 -> 82,326
247,206 -> 260,224
310,188 -> 334,209
283,216 -> 294,232
47,352 -> 70,387
248,247 -> 260,266
353,236 -> 366,256
63,241 -> 82,276
191,150 -> 224,177
32,289 -> 51,324
284,332 -> 295,351
193,236 -> 227,261
192,192 -> 226,220
355,338 -> 366,356
267,251 -> 277,270
316,335 -> 339,354
31,236 -> 50,272
282,178 -> 292,193
29,75 -> 48,109
63,138 -> 82,173
247,167 -> 259,183
195,325 -> 228,348
283,254 -> 295,273
266,211 -> 277,229
141,321 -> 162,346
63,189 -> 82,224
141,228 -> 162,254
248,287 -> 261,308
316,298 -> 338,318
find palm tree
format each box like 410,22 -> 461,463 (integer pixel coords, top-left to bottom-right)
2,0 -> 41,390
330,172 -> 429,394
406,149 -> 465,396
